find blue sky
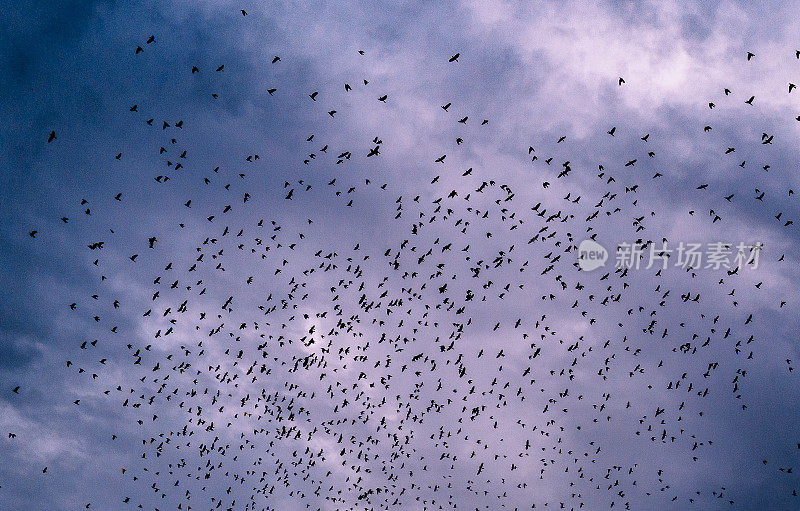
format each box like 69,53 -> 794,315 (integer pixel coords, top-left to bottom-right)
2,0 -> 800,509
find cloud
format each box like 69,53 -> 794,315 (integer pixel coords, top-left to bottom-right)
2,0 -> 800,509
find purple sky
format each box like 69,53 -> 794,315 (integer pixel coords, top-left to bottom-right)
2,1 -> 800,509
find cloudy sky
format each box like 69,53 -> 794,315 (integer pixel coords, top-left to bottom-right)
2,0 -> 800,509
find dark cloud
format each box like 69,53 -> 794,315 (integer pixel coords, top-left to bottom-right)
2,0 -> 800,509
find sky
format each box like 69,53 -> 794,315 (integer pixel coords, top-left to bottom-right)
2,0 -> 800,509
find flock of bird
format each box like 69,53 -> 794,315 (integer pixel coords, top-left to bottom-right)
9,11 -> 800,511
